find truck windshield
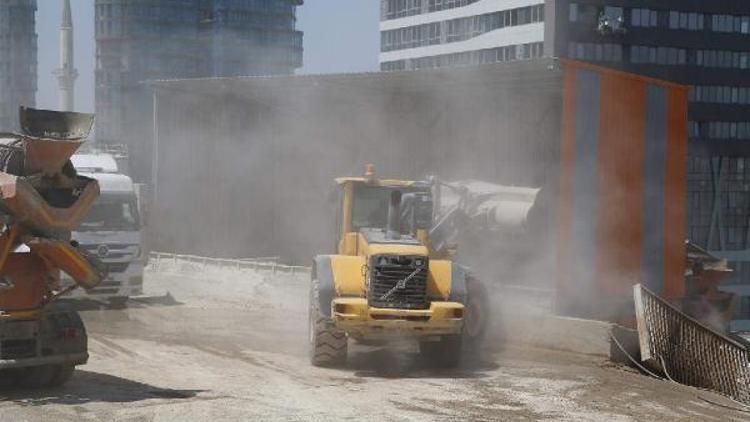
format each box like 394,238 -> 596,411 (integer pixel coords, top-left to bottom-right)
78,196 -> 140,231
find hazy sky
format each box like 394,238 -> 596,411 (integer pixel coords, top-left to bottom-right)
36,1 -> 381,113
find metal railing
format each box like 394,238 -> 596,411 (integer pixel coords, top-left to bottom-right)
148,251 -> 311,276
634,284 -> 750,404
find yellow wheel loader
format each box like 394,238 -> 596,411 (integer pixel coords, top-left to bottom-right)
309,166 -> 488,368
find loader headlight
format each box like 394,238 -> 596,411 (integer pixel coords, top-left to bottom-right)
414,258 -> 424,267
334,303 -> 354,315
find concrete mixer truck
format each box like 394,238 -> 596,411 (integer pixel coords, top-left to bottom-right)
0,107 -> 105,388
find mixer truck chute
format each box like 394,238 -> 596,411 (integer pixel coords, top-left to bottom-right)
0,107 -> 105,388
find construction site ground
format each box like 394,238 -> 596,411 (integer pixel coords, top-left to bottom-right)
0,264 -> 747,421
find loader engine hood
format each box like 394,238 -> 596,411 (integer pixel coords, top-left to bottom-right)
359,227 -> 429,257
358,228 -> 431,310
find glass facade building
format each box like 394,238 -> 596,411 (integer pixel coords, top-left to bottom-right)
381,0 -> 750,326
95,0 -> 303,181
555,1 -> 750,328
0,0 -> 37,131
380,1 -> 546,71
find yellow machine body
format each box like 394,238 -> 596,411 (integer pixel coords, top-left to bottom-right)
317,177 -> 465,341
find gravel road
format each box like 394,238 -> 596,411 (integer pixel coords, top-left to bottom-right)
0,265 -> 746,421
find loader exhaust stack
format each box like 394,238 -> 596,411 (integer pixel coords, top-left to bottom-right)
386,190 -> 402,240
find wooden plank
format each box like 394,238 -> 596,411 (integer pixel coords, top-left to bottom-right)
633,284 -> 653,362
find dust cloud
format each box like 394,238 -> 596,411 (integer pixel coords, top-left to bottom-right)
149,64 -> 561,267
142,63 -> 572,363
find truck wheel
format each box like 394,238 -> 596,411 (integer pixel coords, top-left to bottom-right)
463,276 -> 489,350
309,279 -> 347,367
19,365 -> 56,388
419,335 -> 461,368
109,297 -> 129,308
48,364 -> 75,387
0,369 -> 23,388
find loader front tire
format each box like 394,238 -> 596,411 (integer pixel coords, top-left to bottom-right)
309,279 -> 347,367
419,335 -> 461,368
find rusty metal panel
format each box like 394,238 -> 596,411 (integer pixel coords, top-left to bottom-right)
596,73 -> 646,300
641,85 -> 668,294
664,88 -> 689,299
557,60 -> 688,321
634,283 -> 750,404
571,70 -> 600,302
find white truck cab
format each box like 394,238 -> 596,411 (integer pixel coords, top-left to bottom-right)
64,153 -> 144,304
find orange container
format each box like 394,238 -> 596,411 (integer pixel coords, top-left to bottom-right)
556,59 -> 688,320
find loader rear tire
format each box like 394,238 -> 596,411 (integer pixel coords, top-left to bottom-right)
419,335 -> 461,368
309,280 -> 347,367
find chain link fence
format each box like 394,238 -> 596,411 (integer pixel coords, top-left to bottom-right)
148,252 -> 311,278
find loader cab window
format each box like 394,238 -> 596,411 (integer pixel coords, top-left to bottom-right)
352,186 -> 391,231
351,185 -> 433,233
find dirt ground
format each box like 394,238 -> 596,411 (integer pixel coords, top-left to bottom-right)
0,265 -> 747,421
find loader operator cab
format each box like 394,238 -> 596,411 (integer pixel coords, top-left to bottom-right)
335,171 -> 433,254
350,185 -> 432,234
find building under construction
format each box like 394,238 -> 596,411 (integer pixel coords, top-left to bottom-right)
0,0 -> 37,131
95,0 -> 304,181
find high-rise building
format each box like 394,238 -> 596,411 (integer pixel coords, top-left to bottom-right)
379,1 -> 546,71
200,0 -> 304,77
95,0 -> 303,180
380,0 -> 750,324
0,0 -> 37,130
